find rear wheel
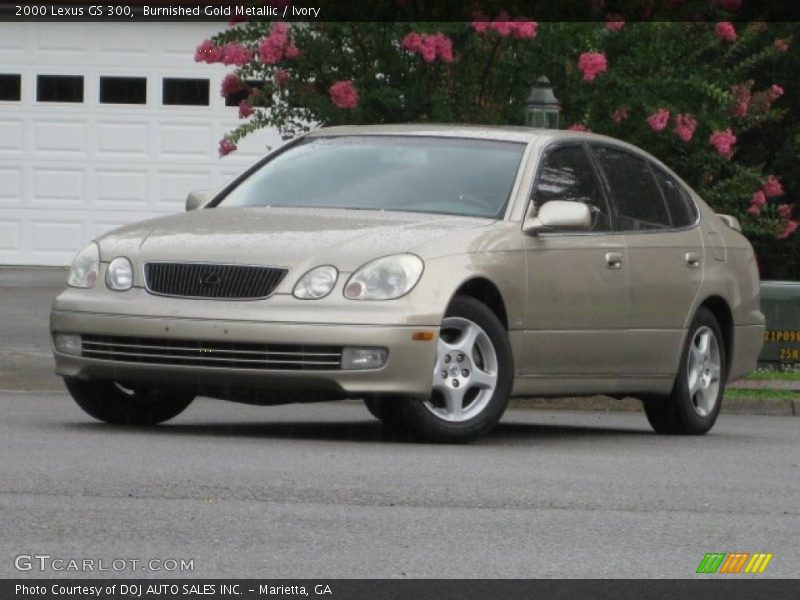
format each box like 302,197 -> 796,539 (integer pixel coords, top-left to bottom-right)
381,296 -> 513,443
643,307 -> 725,435
64,377 -> 195,425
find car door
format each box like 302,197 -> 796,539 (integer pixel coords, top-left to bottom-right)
521,143 -> 629,381
590,145 -> 703,378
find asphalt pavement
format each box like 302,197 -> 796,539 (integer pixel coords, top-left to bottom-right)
1,392 -> 798,578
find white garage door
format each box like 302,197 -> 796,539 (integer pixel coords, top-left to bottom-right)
0,22 -> 282,265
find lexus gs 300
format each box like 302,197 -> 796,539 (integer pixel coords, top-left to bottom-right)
51,125 -> 765,442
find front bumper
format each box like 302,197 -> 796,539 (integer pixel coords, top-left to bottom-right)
51,308 -> 439,399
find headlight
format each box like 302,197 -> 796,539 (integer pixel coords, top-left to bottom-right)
105,257 -> 133,291
67,242 -> 100,288
293,265 -> 338,299
343,254 -> 424,300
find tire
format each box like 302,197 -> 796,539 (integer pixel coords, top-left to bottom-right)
363,396 -> 404,425
387,295 -> 514,443
64,377 -> 195,426
643,307 -> 726,435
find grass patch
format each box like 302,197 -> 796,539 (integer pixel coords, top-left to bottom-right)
745,369 -> 800,381
725,388 -> 798,401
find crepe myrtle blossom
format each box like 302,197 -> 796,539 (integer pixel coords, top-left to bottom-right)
194,40 -> 253,67
730,84 -> 751,118
747,190 -> 767,215
715,22 -> 737,42
258,22 -> 299,64
401,32 -> 454,63
491,13 -> 514,37
605,15 -> 625,31
709,128 -> 737,159
567,123 -> 591,132
218,138 -> 237,157
471,11 -> 491,33
273,69 -> 290,86
329,80 -> 359,109
777,203 -> 793,220
511,20 -> 538,39
774,38 -> 790,52
238,101 -> 255,119
674,114 -> 697,142
777,219 -> 798,239
220,73 -> 243,98
768,84 -> 784,100
762,175 -> 784,198
577,52 -> 607,82
220,43 -> 253,66
195,39 -> 223,63
284,43 -> 300,59
611,108 -> 628,123
647,109 -> 670,132
471,13 -> 538,39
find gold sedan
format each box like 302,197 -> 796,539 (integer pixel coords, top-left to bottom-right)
51,125 -> 765,442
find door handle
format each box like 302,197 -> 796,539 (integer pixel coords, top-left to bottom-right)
605,252 -> 624,269
685,251 -> 701,268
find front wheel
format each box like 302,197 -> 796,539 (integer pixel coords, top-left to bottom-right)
388,296 -> 514,443
643,307 -> 726,435
64,377 -> 195,425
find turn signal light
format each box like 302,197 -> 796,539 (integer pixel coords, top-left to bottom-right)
411,331 -> 435,341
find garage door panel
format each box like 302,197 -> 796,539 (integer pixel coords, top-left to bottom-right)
0,120 -> 23,152
31,168 -> 85,207
98,27 -> 151,56
96,121 -> 150,158
0,168 -> 22,204
34,120 -> 86,155
36,27 -> 89,55
31,219 -> 86,252
0,220 -> 22,250
94,170 -> 149,209
159,123 -> 213,158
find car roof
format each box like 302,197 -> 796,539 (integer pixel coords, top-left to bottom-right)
306,123 -> 630,147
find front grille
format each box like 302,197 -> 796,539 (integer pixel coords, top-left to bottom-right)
81,335 -> 343,371
144,262 -> 288,299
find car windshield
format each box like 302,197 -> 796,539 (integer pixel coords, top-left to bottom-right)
215,135 -> 526,219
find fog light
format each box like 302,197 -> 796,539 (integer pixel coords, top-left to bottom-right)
54,333 -> 81,356
341,347 -> 388,370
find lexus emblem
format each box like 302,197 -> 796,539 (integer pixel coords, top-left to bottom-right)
199,272 -> 222,286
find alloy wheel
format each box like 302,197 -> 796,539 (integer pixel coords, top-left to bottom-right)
424,316 -> 499,422
686,325 -> 722,417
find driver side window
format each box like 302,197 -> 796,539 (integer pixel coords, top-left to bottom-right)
532,145 -> 611,232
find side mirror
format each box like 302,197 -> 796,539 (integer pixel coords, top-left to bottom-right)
523,200 -> 591,235
185,190 -> 210,212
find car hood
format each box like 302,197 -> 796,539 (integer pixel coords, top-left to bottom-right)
98,207 -> 494,271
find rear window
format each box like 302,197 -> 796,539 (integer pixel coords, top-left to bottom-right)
593,146 -> 671,231
651,166 -> 698,228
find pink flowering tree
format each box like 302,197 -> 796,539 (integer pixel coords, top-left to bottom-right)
195,19 -> 799,260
